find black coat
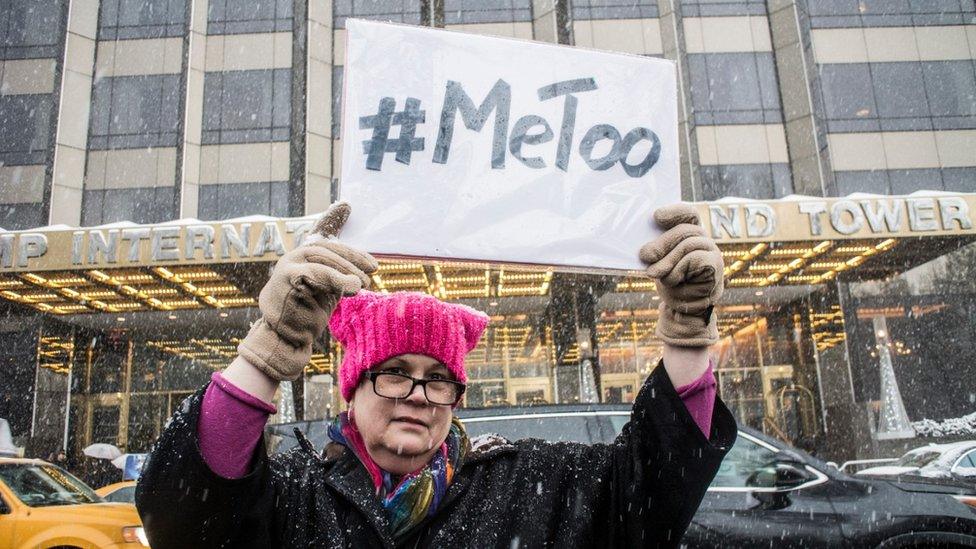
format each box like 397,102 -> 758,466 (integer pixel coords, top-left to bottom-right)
135,366 -> 736,548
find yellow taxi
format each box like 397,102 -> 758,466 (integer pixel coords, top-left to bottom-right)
95,481 -> 137,504
0,457 -> 148,548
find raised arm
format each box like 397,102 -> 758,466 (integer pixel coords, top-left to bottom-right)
640,203 -> 724,387
136,202 -> 377,547
600,203 -> 733,545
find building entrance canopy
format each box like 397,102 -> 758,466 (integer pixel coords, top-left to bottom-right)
0,192 -> 973,318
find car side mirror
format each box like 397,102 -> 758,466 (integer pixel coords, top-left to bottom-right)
746,460 -> 814,490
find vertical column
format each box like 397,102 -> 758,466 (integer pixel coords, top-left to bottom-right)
180,0 -> 209,218
766,0 -> 832,197
49,0 -> 99,226
304,0 -> 333,215
531,0 -> 570,44
657,0 -> 701,200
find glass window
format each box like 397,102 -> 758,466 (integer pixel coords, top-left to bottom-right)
0,202 -> 46,231
922,61 -> 976,123
700,164 -> 793,201
571,0 -> 657,21
818,63 -> 879,131
943,167 -> 976,193
689,53 -> 782,125
89,75 -> 182,150
99,0 -> 187,40
832,167 -> 975,196
461,415 -> 601,444
104,485 -> 136,503
709,435 -> 780,488
332,65 -> 343,136
127,394 -> 165,453
833,170 -> 889,196
954,450 -> 976,469
0,95 -> 55,162
871,62 -> 931,128
679,0 -> 765,17
91,406 -> 120,445
443,0 -> 532,25
0,0 -> 65,58
819,61 -> 975,132
807,0 -> 973,28
208,0 -> 292,35
202,69 -> 291,144
197,181 -> 290,220
81,187 -> 176,226
333,0 -> 423,29
0,463 -> 101,507
888,168 -> 943,195
894,449 -> 941,468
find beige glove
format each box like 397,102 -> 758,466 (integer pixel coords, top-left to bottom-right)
639,204 -> 724,347
237,202 -> 378,381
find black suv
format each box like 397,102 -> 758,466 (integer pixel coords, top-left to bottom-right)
267,404 -> 976,548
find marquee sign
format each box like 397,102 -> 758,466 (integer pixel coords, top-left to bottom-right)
1,194 -> 972,274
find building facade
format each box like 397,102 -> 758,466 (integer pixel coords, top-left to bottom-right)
0,0 -> 974,466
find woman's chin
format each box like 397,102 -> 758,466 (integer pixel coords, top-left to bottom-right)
386,432 -> 433,456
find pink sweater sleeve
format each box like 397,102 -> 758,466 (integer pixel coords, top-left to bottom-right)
198,372 -> 277,479
675,363 -> 717,438
199,362 -> 717,478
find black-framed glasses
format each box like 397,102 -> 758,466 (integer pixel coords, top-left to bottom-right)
365,371 -> 466,406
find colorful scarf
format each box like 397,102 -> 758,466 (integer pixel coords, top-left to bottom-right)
327,411 -> 469,540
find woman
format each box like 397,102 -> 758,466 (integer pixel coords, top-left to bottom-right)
136,202 -> 736,548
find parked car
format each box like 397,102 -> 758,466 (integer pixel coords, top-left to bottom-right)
0,457 -> 148,548
856,441 -> 976,484
268,405 -> 976,547
96,480 -> 138,504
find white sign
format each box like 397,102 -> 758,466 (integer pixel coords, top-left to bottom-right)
338,19 -> 679,271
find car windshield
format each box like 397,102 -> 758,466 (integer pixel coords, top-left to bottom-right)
103,485 -> 136,503
462,414 -> 606,444
0,463 -> 101,507
893,450 -> 942,468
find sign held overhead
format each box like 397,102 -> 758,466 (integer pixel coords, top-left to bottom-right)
337,19 -> 680,271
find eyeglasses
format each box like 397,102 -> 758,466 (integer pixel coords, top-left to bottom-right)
365,371 -> 466,406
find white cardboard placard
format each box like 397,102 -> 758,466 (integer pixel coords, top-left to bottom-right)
338,19 -> 679,272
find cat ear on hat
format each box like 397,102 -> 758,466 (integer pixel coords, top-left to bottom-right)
328,290 -> 376,342
459,307 -> 490,351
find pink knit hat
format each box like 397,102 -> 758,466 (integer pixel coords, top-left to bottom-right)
329,290 -> 490,401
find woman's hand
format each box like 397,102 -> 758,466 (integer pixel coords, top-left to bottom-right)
639,203 -> 724,386
236,202 -> 379,382
639,203 -> 724,347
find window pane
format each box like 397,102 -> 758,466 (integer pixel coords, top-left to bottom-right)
462,416 -> 599,444
871,62 -> 930,121
689,53 -> 781,125
819,64 -> 877,121
922,60 -> 976,118
202,69 -> 291,144
89,75 -> 181,149
710,436 -> 779,488
333,0 -> 423,29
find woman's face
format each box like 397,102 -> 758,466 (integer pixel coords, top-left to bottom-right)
350,354 -> 457,475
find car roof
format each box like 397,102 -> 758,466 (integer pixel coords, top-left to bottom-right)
902,440 -> 976,466
907,440 -> 976,453
456,403 -> 632,418
0,457 -> 49,466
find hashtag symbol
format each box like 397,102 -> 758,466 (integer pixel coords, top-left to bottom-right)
359,97 -> 425,171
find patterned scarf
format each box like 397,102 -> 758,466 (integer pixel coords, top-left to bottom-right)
327,411 -> 469,540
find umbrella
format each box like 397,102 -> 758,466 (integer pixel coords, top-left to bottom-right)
83,443 -> 123,460
112,453 -> 148,480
